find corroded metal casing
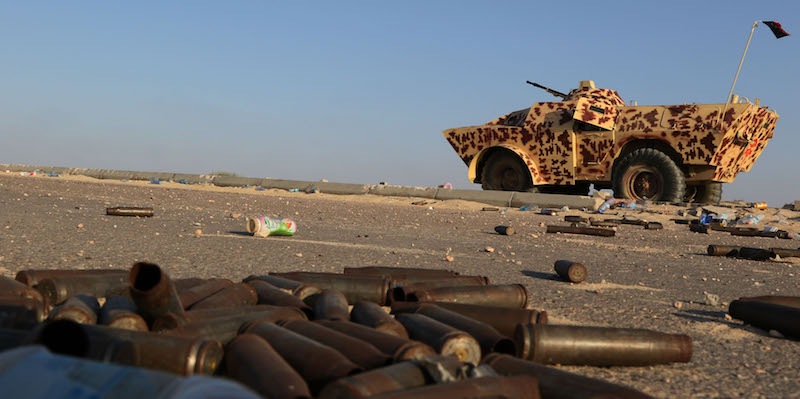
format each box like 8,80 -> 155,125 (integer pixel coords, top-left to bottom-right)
394,313 -> 481,365
0,296 -> 47,329
176,278 -> 234,309
707,245 -> 740,257
553,260 -> 587,283
14,269 -> 127,288
38,321 -> 223,375
49,294 -> 100,325
389,277 -> 490,303
546,225 -> 615,237
391,301 -> 548,337
270,272 -> 391,305
365,375 -> 541,399
407,284 -> 528,309
483,353 -> 654,399
737,295 -> 800,310
737,247 -> 775,261
728,300 -> 800,339
318,320 -> 436,361
188,282 -> 258,310
242,275 -> 322,300
514,323 -> 693,366
225,333 -> 311,399
343,266 -> 458,278
644,222 -> 663,230
33,320 -> 139,365
99,296 -> 148,331
241,321 -> 362,391
770,248 -> 800,258
414,304 -> 516,357
155,305 -> 308,341
36,275 -> 128,307
350,301 -> 409,338
128,262 -> 187,328
318,355 -> 465,399
494,225 -> 515,235
690,224 -> 710,234
279,319 -> 391,370
311,289 -> 350,321
106,207 -> 154,217
1,275 -> 47,305
173,278 -> 211,291
388,275 -> 489,290
247,280 -> 313,317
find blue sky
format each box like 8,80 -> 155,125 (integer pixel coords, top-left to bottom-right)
1,2 -> 797,205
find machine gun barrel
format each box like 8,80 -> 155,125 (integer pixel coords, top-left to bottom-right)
526,81 -> 568,99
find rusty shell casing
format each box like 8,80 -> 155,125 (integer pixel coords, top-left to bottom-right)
188,282 -> 258,311
387,275 -> 489,290
270,272 -> 390,305
350,301 -> 409,338
1,275 -> 47,304
564,215 -> 588,223
546,225 -> 615,237
365,375 -> 541,399
241,321 -> 362,392
514,323 -> 692,366
311,289 -> 350,321
33,319 -> 139,364
128,262 -> 188,328
391,301 -> 548,337
225,333 -> 311,399
0,327 -> 32,352
99,296 -> 148,331
247,280 -> 313,317
318,354 -> 465,399
689,224 -> 710,234
389,277 -> 489,303
737,247 -> 775,261
242,275 -> 322,300
731,228 -> 791,239
173,278 -> 212,291
155,305 -> 308,341
644,222 -> 663,230
728,300 -> 800,339
414,304 -> 516,357
737,295 -> 800,310
106,207 -> 154,217
0,296 -> 47,329
176,278 -> 234,309
553,260 -> 588,283
36,274 -> 128,306
14,269 -> 127,288
394,313 -> 481,365
343,266 -> 458,278
590,219 -> 619,227
494,225 -> 515,236
483,353 -> 653,399
707,245 -> 741,257
407,284 -> 528,309
280,319 -> 391,370
319,320 -> 436,361
49,294 -> 100,325
770,248 -> 800,258
40,321 -> 223,375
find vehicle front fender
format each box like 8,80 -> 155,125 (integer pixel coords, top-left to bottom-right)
470,145 -> 544,185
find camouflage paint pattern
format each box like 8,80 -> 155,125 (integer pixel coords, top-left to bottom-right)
444,81 -> 779,186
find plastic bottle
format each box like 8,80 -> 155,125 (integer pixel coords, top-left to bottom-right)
247,217 -> 297,237
597,198 -> 617,213
736,214 -> 764,226
0,346 -> 260,399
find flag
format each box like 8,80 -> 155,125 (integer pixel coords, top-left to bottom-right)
762,21 -> 790,38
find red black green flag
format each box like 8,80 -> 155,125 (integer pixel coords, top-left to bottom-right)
762,21 -> 790,38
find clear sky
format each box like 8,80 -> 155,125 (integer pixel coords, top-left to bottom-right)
1,1 -> 797,206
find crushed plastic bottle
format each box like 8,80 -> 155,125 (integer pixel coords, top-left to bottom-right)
519,205 -> 532,211
596,198 -> 617,213
149,177 -> 161,185
736,214 -> 764,226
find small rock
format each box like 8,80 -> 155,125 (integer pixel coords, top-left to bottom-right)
768,329 -> 785,338
77,224 -> 84,229
485,246 -> 495,253
529,234 -> 539,238
230,213 -> 242,219
538,222 -> 545,227
194,229 -> 202,236
296,253 -> 303,257
193,222 -> 202,226
445,256 -> 455,262
208,200 -> 215,203
724,314 -> 733,321
703,292 -> 720,306
673,301 -> 682,309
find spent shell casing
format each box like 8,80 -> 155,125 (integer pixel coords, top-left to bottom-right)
128,262 -> 187,328
176,278 -> 234,309
483,353 -> 653,399
99,296 -> 148,331
1,276 -> 47,305
406,284 -> 528,309
388,274 -> 489,289
280,319 -> 391,369
14,269 -> 126,288
414,304 -> 515,357
154,305 -> 307,340
247,280 -> 313,317
33,319 -> 139,364
737,247 -> 775,261
343,266 -> 459,278
690,224 -> 710,233
494,225 -> 515,235
553,260 -> 587,283
770,248 -> 800,258
350,301 -> 409,338
395,313 -> 481,365
242,275 -> 322,300
365,375 -> 541,399
311,289 -> 350,321
225,333 -> 311,399
707,245 -> 740,257
36,274 -> 128,307
728,300 -> 800,339
269,272 -> 390,305
106,207 -> 154,217
391,301 -> 548,337
547,225 -> 615,236
0,296 -> 47,329
389,277 -> 489,303
644,222 -> 663,230
318,320 -> 436,361
48,294 -> 100,324
241,321 -> 362,392
736,295 -> 800,310
514,323 -> 692,366
188,282 -> 258,310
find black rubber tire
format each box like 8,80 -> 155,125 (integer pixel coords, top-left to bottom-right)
481,151 -> 533,192
685,182 -> 723,205
612,148 -> 685,203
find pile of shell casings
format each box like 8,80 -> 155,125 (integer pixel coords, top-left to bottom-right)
728,295 -> 800,340
0,263 -> 694,398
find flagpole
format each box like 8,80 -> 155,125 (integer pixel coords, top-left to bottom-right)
726,21 -> 759,104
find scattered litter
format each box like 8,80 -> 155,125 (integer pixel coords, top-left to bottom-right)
46,172 -> 60,177
106,207 -> 154,217
753,202 -> 768,210
411,200 -> 429,206
149,177 -> 161,185
540,209 -> 558,216
288,189 -> 301,192
247,216 -> 297,237
596,198 -> 617,213
439,182 -> 453,189
482,207 -> 499,212
255,186 -> 265,191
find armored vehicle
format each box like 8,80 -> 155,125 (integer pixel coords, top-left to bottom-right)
443,81 -> 779,204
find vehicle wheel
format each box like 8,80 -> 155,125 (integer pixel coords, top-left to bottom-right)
481,152 -> 533,192
684,182 -> 722,205
612,148 -> 685,202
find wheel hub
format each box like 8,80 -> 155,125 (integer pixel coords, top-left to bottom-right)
625,167 -> 664,200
